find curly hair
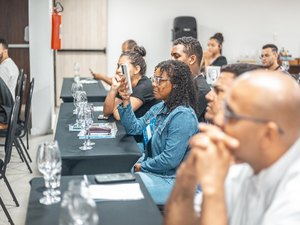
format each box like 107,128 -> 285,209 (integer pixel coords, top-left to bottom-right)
155,60 -> 198,114
121,45 -> 147,76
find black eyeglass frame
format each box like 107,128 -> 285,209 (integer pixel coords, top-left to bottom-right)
223,101 -> 284,134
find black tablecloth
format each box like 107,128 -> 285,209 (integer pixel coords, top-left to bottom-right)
55,103 -> 141,175
60,78 -> 108,102
25,175 -> 163,225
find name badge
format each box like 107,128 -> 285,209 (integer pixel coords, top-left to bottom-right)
143,117 -> 156,146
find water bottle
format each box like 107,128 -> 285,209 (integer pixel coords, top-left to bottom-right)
74,62 -> 80,83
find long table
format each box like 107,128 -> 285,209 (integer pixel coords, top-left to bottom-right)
55,103 -> 141,175
60,78 -> 108,102
25,175 -> 163,225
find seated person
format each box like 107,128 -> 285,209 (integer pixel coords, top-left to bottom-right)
164,70 -> 300,225
171,36 -> 210,122
202,32 -> 227,67
260,43 -> 289,74
205,63 -> 262,125
0,38 -> 19,99
0,76 -> 14,128
103,45 -> 157,120
117,60 -> 199,205
91,39 -> 138,85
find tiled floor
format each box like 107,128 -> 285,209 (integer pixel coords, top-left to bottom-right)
0,134 -> 53,225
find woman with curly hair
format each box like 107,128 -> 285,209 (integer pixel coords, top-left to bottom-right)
117,60 -> 199,205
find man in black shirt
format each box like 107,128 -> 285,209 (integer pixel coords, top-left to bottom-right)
171,37 -> 210,122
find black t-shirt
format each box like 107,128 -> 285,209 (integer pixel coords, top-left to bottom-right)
211,56 -> 227,67
194,75 -> 211,122
117,76 -> 158,118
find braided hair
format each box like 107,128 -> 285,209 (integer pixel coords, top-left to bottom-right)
155,60 -> 198,114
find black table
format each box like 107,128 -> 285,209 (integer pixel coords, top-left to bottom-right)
25,175 -> 163,225
55,103 -> 141,175
60,78 -> 108,102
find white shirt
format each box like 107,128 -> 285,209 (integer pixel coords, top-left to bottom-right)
0,57 -> 19,99
226,137 -> 300,225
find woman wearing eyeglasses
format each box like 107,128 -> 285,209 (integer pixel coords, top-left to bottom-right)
117,60 -> 199,205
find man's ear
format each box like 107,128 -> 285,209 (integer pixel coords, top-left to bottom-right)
260,121 -> 281,149
189,55 -> 197,65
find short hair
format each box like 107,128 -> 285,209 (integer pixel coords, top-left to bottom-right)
221,63 -> 262,77
0,38 -> 8,49
121,45 -> 147,76
262,44 -> 278,53
173,36 -> 203,66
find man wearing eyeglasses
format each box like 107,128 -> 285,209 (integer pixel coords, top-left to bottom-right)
261,44 -> 288,73
164,70 -> 300,225
205,63 -> 261,125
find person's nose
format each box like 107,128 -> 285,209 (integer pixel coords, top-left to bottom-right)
205,90 -> 215,102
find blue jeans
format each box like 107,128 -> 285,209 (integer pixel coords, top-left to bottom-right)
136,172 -> 175,205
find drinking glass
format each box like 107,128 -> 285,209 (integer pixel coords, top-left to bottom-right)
74,62 -> 80,83
68,179 -> 98,225
71,82 -> 83,114
78,108 -> 92,151
37,141 -> 62,205
85,104 -> 95,147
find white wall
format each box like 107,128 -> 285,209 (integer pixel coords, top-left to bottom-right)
29,0 -> 55,135
107,0 -> 300,76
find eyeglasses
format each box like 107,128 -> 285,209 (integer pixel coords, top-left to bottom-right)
223,101 -> 284,134
151,76 -> 170,85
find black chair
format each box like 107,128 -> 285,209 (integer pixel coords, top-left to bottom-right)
0,97 -> 21,210
0,196 -> 14,225
16,78 -> 34,163
0,74 -> 32,173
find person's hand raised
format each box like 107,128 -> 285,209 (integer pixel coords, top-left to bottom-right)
118,76 -> 131,106
111,74 -> 122,91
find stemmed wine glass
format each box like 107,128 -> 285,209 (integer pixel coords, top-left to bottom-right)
67,179 -> 98,225
36,141 -> 62,205
78,106 -> 92,151
73,91 -> 87,127
71,83 -> 83,114
85,103 -> 95,147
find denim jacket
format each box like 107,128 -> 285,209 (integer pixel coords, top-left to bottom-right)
118,101 -> 198,178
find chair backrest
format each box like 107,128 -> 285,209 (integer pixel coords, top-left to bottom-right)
15,69 -> 24,98
2,97 -> 21,174
21,78 -> 34,136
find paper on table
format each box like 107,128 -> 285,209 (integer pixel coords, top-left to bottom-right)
80,79 -> 98,84
89,183 -> 144,201
93,106 -> 103,112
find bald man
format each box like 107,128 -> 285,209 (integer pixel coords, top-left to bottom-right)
164,70 -> 300,225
